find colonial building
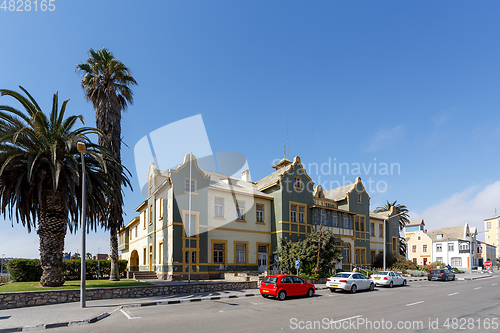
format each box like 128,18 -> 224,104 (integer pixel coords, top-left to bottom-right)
406,230 -> 433,266
428,224 -> 477,269
484,215 -> 500,259
119,154 -> 400,280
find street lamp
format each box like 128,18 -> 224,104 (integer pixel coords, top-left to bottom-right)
78,142 -> 87,308
1,254 -> 5,274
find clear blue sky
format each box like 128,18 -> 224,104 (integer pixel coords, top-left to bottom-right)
1,1 -> 500,258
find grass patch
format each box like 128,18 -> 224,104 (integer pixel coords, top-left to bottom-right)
0,279 -> 152,293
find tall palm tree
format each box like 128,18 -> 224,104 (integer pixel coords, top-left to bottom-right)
0,87 -> 130,287
76,48 -> 137,280
374,200 -> 410,255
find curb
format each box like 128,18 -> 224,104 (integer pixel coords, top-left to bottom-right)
457,274 -> 494,281
0,312 -> 110,333
122,293 -> 257,308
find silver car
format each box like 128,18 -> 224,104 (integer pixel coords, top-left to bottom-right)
370,271 -> 407,287
326,272 -> 375,293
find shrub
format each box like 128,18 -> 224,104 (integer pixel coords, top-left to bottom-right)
6,259 -> 128,282
390,255 -> 419,271
406,270 -> 427,277
429,261 -> 446,268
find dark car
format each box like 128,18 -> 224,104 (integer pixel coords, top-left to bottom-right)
428,269 -> 455,281
260,274 -> 315,300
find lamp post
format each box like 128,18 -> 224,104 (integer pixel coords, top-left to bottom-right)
1,254 -> 5,274
78,142 -> 87,308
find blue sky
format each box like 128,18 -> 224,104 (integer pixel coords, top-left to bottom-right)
1,1 -> 500,258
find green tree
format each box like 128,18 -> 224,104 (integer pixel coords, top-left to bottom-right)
76,48 -> 137,280
374,200 -> 410,255
0,87 -> 130,287
276,231 -> 342,277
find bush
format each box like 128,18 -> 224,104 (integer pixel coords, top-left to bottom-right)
7,259 -> 128,282
406,270 -> 427,277
391,255 -> 420,271
429,261 -> 446,268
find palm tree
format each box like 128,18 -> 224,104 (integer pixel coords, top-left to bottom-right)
76,48 -> 137,280
0,87 -> 130,287
374,200 -> 410,255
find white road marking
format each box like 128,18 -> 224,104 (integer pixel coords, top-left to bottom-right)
448,292 -> 459,296
406,301 -> 424,306
492,283 -> 497,286
120,309 -> 141,320
474,287 -> 482,290
330,315 -> 362,323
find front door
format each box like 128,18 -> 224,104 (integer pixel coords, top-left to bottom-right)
258,245 -> 268,272
423,258 -> 428,266
149,245 -> 153,271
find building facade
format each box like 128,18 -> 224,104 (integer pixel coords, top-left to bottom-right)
484,215 -> 500,259
406,230 -> 433,266
428,224 -> 477,269
119,154 -> 400,280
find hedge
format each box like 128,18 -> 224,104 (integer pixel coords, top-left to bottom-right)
6,259 -> 128,282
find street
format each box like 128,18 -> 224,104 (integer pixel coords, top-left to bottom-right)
48,275 -> 499,332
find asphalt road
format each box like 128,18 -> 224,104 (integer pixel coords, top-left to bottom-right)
51,276 -> 499,333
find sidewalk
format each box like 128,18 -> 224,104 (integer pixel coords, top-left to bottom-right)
0,288 -> 261,332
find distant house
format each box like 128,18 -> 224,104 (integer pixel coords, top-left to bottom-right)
475,240 -> 497,267
484,215 -> 500,259
404,219 -> 426,257
427,224 -> 477,269
406,230 -> 433,266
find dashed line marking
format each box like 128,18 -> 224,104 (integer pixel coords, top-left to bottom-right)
330,315 -> 363,323
492,283 -> 497,286
474,287 -> 482,290
406,301 -> 424,306
448,292 -> 459,296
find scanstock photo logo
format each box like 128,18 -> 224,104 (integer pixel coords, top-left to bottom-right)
134,114 -> 255,237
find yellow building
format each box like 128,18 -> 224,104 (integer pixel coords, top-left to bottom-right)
475,240 -> 497,267
406,230 -> 432,266
484,215 -> 500,259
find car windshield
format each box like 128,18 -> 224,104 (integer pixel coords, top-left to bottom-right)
263,276 -> 277,283
333,273 -> 351,278
430,269 -> 442,274
375,272 -> 389,275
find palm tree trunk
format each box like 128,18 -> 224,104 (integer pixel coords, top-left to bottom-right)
37,191 -> 67,287
109,224 -> 119,280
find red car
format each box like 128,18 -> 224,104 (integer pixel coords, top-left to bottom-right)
260,274 -> 315,300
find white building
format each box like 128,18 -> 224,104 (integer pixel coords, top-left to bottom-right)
428,224 -> 477,269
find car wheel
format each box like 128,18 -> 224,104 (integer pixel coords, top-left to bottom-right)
389,281 -> 393,288
261,294 -> 269,298
307,289 -> 314,297
329,288 -> 335,292
402,280 -> 407,286
278,290 -> 286,301
369,283 -> 375,291
350,284 -> 357,294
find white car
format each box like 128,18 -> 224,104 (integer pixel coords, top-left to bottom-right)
326,272 -> 375,293
370,271 -> 407,287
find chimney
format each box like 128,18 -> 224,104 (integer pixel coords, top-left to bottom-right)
241,169 -> 250,182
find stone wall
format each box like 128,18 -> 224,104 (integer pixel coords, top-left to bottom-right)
223,272 -> 262,282
0,281 -> 258,310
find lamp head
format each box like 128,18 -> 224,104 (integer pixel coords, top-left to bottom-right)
77,142 -> 87,153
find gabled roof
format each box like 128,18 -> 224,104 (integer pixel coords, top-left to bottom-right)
427,224 -> 473,242
370,211 -> 387,220
256,156 -> 314,191
406,219 -> 425,227
204,170 -> 273,199
323,177 -> 370,202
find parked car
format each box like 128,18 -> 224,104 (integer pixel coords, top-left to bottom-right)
370,271 -> 407,287
260,274 -> 315,300
326,272 -> 375,293
428,269 -> 455,281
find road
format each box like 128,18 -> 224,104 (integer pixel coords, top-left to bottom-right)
51,276 -> 499,332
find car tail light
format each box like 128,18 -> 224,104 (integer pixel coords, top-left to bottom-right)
327,278 -> 331,282
369,276 -> 372,279
383,277 -> 388,280
440,272 -> 444,275
272,284 -> 277,289
339,280 -> 348,283
427,272 -> 430,275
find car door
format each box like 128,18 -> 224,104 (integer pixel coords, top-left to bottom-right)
292,276 -> 307,295
354,274 -> 368,290
389,272 -> 396,284
393,272 -> 402,285
281,276 -> 295,296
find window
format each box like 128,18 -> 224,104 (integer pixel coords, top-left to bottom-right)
360,249 -> 365,264
333,215 -> 338,227
149,205 -> 153,225
412,258 -> 417,264
185,251 -> 196,263
393,238 -> 397,252
159,197 -> 163,219
437,234 -> 443,239
417,236 -> 421,241
159,243 -> 163,264
185,178 -> 196,193
379,224 -> 383,237
486,221 -> 491,230
214,197 -> 224,218
343,216 -> 349,229
355,216 -> 359,231
370,223 -> 375,236
298,206 -> 305,223
256,204 -> 264,223
422,245 -> 427,253
184,213 -> 196,235
360,216 -> 365,232
448,243 -> 454,251
436,257 -> 443,262
412,245 -> 417,253
213,243 -> 225,264
236,201 -> 245,221
343,244 -> 350,263
460,243 -> 469,251
134,225 -> 138,238
371,250 -> 375,264
143,211 -> 146,229
143,247 -> 146,265
290,205 -> 297,222
451,257 -> 461,266
294,177 -> 302,189
236,244 -> 246,264
357,193 -> 362,203
436,244 -> 442,252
